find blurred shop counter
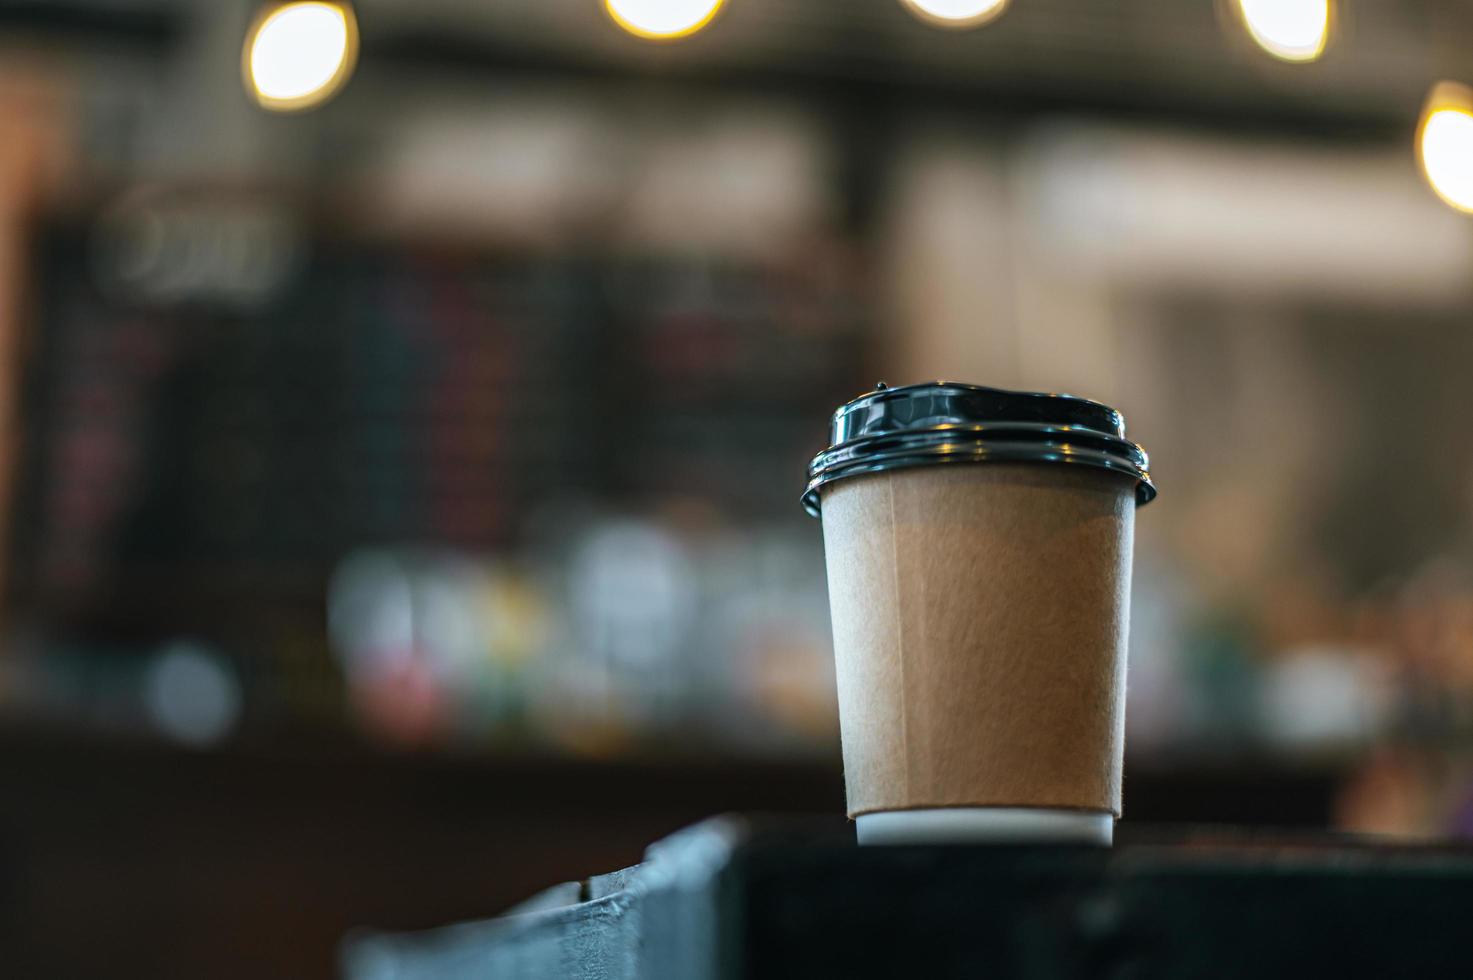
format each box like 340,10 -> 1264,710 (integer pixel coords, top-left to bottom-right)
1,725 -> 1343,979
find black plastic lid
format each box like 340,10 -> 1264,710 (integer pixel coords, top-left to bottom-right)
802,381 -> 1156,516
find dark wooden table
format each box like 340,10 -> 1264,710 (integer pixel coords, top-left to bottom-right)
348,817 -> 1473,979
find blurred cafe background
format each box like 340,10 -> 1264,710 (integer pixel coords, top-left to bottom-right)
3,0 -> 1473,974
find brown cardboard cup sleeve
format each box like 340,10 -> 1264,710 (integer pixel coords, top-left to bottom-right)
820,463 -> 1136,818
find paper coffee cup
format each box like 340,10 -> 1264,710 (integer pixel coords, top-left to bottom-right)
803,382 -> 1155,843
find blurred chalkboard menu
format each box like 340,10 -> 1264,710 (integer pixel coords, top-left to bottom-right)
7,214 -> 867,646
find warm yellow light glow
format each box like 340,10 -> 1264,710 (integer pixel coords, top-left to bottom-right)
603,0 -> 725,40
1419,84 -> 1473,214
244,2 -> 358,111
900,0 -> 1009,29
1236,0 -> 1330,62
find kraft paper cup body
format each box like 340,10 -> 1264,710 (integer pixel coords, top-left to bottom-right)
819,462 -> 1135,819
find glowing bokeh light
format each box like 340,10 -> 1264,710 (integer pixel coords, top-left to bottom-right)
603,0 -> 725,40
1236,0 -> 1330,63
244,1 -> 357,111
900,0 -> 1009,29
1419,91 -> 1473,214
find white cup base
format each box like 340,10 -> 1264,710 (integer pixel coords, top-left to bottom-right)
854,807 -> 1114,846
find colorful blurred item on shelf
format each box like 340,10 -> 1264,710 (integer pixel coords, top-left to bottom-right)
142,641 -> 243,747
329,548 -> 553,745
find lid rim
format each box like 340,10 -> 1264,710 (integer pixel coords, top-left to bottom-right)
830,380 -> 1124,420
802,381 -> 1156,517
802,447 -> 1156,517
810,422 -> 1149,476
